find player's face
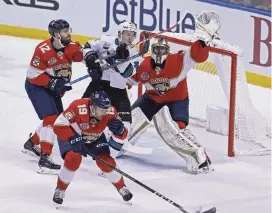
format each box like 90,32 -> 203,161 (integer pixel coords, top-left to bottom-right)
121,30 -> 136,45
94,106 -> 111,120
59,27 -> 72,45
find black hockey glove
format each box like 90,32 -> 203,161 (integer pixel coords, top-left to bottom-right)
69,134 -> 87,157
48,78 -> 72,96
108,118 -> 125,136
88,68 -> 102,81
84,51 -> 102,81
115,43 -> 129,60
84,51 -> 101,70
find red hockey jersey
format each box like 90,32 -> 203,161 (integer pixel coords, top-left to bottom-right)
26,39 -> 83,86
53,98 -> 127,143
133,40 -> 209,103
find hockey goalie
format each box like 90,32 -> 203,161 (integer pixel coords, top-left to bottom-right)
118,12 -> 221,174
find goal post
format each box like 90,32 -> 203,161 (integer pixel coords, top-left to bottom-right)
137,31 -> 271,157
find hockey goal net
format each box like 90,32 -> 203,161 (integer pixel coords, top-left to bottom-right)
138,31 -> 271,157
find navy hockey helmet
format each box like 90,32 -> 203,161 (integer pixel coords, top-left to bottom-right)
90,91 -> 112,109
48,19 -> 70,37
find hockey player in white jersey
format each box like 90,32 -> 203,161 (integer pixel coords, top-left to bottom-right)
82,21 -> 141,135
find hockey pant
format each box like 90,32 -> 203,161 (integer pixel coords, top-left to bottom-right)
25,80 -> 64,154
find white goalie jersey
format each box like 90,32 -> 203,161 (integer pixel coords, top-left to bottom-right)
83,35 -> 143,89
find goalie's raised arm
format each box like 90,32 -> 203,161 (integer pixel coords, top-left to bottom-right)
180,10 -> 221,79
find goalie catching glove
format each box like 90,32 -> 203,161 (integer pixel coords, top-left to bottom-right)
194,11 -> 221,46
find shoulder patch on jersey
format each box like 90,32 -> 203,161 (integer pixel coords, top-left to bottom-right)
32,56 -> 40,67
64,111 -> 75,120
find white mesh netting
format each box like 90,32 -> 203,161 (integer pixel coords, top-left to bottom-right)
143,32 -> 271,156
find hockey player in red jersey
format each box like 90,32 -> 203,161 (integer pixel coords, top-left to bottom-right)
122,36 -> 214,173
22,19 -> 83,174
52,90 -> 133,205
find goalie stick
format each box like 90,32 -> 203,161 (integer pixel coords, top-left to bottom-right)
86,149 -> 216,213
68,32 -> 150,85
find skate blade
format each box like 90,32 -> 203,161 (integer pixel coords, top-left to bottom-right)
37,167 -> 59,175
53,202 -> 62,209
196,166 -> 214,174
21,149 -> 39,159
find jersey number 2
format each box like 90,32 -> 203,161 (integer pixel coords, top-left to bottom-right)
39,43 -> 51,53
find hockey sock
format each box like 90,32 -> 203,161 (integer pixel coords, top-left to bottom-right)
40,114 -> 58,154
31,131 -> 40,145
96,153 -> 125,190
57,151 -> 82,190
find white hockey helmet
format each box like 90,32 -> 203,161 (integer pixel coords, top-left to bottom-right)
118,21 -> 137,45
151,37 -> 170,64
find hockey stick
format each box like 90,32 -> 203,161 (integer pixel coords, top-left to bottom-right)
131,11 -> 189,49
94,16 -> 183,64
125,142 -> 152,154
95,51 -> 116,63
69,32 -> 150,86
86,150 -> 216,213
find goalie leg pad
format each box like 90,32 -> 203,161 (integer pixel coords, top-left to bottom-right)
129,107 -> 151,144
154,107 -> 212,173
129,93 -> 164,144
117,94 -> 164,157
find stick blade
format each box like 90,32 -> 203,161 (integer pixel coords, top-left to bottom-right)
201,207 -> 216,213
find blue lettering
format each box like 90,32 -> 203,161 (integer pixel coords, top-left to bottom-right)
140,0 -> 157,31
103,0 -> 196,34
159,0 -> 163,31
166,9 -> 181,33
113,0 -> 128,24
129,0 -> 138,24
182,13 -> 195,33
102,0 -> 110,32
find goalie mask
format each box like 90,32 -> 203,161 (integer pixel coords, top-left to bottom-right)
151,38 -> 170,64
48,19 -> 72,47
118,21 -> 137,46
